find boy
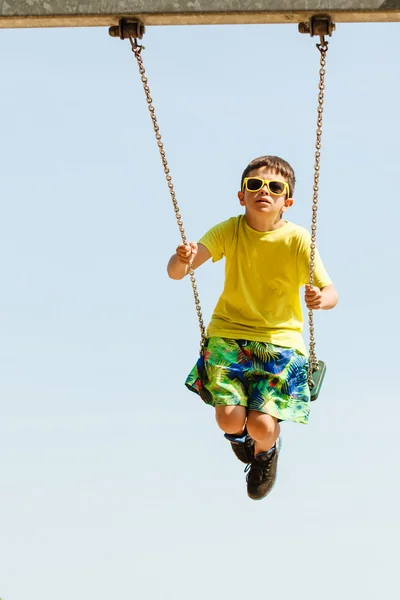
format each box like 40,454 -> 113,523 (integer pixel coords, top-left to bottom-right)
167,156 -> 338,501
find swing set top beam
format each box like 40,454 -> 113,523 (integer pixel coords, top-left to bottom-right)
0,0 -> 399,29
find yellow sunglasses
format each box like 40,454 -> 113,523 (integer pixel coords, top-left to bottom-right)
242,177 -> 289,197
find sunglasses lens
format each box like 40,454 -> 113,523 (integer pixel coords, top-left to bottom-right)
269,181 -> 286,195
246,178 -> 263,191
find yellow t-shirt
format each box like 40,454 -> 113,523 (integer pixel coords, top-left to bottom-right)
199,215 -> 332,356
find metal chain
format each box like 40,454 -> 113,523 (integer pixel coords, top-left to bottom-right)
308,40 -> 329,388
125,28 -> 328,369
128,36 -> 207,354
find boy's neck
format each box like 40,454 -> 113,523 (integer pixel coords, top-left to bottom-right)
244,211 -> 286,232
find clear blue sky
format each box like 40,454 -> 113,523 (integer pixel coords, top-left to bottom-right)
1,20 -> 399,600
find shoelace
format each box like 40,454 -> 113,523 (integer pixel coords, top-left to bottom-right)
244,449 -> 275,483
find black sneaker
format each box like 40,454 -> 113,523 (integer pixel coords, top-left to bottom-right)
245,437 -> 281,500
224,431 -> 255,464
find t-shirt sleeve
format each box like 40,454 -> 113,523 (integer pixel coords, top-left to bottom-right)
198,218 -> 234,263
296,229 -> 333,288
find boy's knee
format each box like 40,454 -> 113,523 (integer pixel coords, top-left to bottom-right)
215,405 -> 246,434
246,410 -> 278,441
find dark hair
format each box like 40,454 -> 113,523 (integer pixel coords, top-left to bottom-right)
240,155 -> 296,197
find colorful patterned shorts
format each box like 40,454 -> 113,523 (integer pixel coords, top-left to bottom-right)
185,337 -> 310,424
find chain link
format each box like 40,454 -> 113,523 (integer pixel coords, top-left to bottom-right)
128,36 -> 207,354
308,40 -> 328,388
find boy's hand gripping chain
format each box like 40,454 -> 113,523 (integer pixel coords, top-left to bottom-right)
111,21 -> 207,355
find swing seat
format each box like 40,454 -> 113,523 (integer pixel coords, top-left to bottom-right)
310,360 -> 326,402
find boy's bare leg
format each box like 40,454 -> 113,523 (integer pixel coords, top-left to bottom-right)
215,405 -> 247,435
215,406 -> 255,464
245,411 -> 281,500
246,411 -> 280,454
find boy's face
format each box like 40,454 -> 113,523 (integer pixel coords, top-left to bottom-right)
237,167 -> 293,219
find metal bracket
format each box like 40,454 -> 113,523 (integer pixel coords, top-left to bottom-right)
298,14 -> 335,43
109,18 -> 145,40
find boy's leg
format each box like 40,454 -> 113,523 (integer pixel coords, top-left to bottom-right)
185,337 -> 255,463
215,406 -> 255,464
246,411 -> 280,454
215,405 -> 247,435
244,411 -> 281,500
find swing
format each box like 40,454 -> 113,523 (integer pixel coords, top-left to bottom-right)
110,16 -> 334,402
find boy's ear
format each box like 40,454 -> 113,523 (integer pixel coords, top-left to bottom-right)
238,191 -> 245,206
282,197 -> 294,211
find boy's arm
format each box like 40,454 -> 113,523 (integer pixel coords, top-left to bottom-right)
305,284 -> 338,311
167,243 -> 211,280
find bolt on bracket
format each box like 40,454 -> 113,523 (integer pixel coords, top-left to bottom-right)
109,19 -> 146,40
298,14 -> 335,43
